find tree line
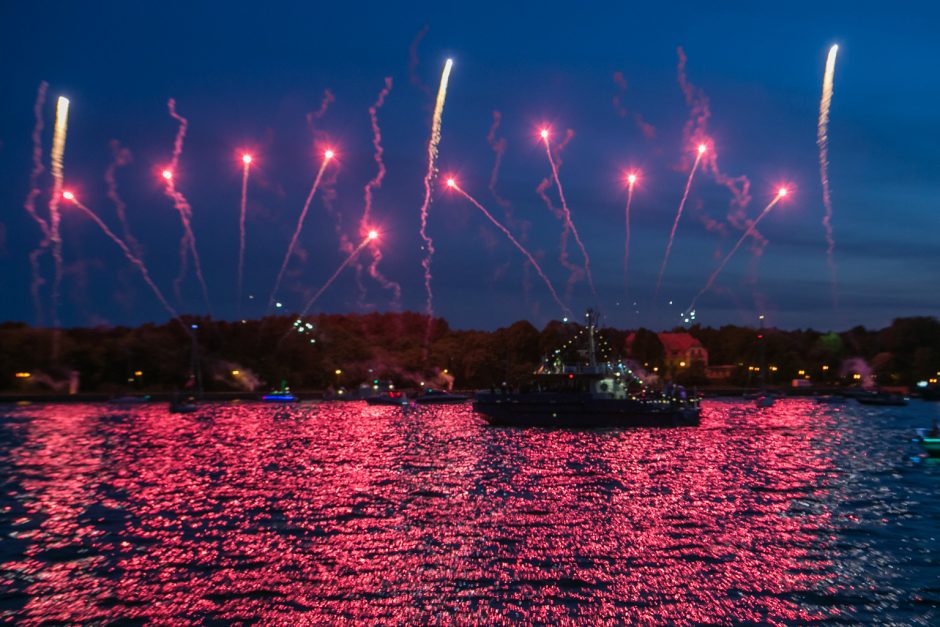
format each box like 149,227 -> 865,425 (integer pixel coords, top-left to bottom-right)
2,313 -> 939,392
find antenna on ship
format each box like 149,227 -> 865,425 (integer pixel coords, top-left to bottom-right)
586,309 -> 598,370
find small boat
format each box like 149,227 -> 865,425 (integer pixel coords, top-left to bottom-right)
414,389 -> 470,405
915,428 -> 940,456
262,380 -> 298,402
109,394 -> 152,404
815,394 -> 844,404
856,391 -> 908,406
754,394 -> 776,408
169,393 -> 198,413
365,390 -> 409,406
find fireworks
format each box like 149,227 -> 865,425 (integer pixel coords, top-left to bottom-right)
362,77 -> 401,306
654,142 -> 706,308
447,178 -> 570,316
418,57 -> 454,350
624,171 -> 638,304
237,153 -> 252,318
268,148 -> 334,310
48,95 -> 70,340
163,99 -> 212,313
540,127 -> 597,300
684,187 -> 790,317
819,44 -> 840,312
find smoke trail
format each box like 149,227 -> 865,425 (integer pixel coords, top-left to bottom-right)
306,89 -> 335,137
541,130 -> 597,301
612,71 -> 656,139
268,155 -> 332,310
68,196 -> 182,324
488,110 -> 533,304
105,140 -> 140,257
49,96 -> 69,347
24,82 -> 50,325
408,25 -> 433,98
418,58 -> 454,354
677,48 -> 762,264
536,177 -> 582,304
237,154 -> 251,318
684,192 -> 786,316
818,44 -> 840,311
163,99 -> 212,313
486,111 -> 512,210
654,145 -> 705,306
450,181 -> 569,316
361,77 -> 401,307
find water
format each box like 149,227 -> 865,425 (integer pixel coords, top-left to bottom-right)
2,398 -> 939,624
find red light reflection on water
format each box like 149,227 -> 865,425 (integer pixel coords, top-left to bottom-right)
1,400 -> 844,623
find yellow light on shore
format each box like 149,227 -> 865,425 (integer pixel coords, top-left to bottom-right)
15,372 -> 31,379
231,370 -> 240,376
134,370 -> 143,377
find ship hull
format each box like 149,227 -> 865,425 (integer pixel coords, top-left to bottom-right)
473,394 -> 700,428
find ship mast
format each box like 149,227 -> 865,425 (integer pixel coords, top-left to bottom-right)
586,309 -> 598,370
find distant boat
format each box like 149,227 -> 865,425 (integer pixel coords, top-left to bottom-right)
365,390 -> 409,406
414,389 -> 470,405
814,394 -> 844,404
915,428 -> 940,456
109,395 -> 151,404
856,391 -> 908,406
262,380 -> 298,402
754,394 -> 776,409
169,391 -> 198,413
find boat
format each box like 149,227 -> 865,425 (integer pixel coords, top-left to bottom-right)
815,394 -> 845,404
109,394 -> 152,404
856,391 -> 908,406
915,428 -> 940,456
414,389 -> 470,405
365,390 -> 410,406
169,391 -> 198,413
754,393 -> 777,408
473,310 -> 700,428
262,380 -> 298,402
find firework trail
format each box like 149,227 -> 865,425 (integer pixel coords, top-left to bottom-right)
818,44 -> 840,311
624,172 -> 637,300
541,128 -> 597,300
684,189 -> 788,316
163,99 -> 212,313
64,193 -> 181,324
24,82 -> 50,325
449,179 -> 569,316
654,143 -> 706,307
237,153 -> 252,318
48,95 -> 69,342
361,77 -> 402,307
268,151 -> 334,310
418,58 -> 454,349
306,89 -> 334,136
297,232 -> 378,318
105,140 -> 140,257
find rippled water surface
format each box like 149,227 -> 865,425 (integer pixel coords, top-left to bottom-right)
2,398 -> 940,624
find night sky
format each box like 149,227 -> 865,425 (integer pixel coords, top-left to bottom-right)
1,1 -> 938,332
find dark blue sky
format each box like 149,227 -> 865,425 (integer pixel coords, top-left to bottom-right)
1,1 -> 938,331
